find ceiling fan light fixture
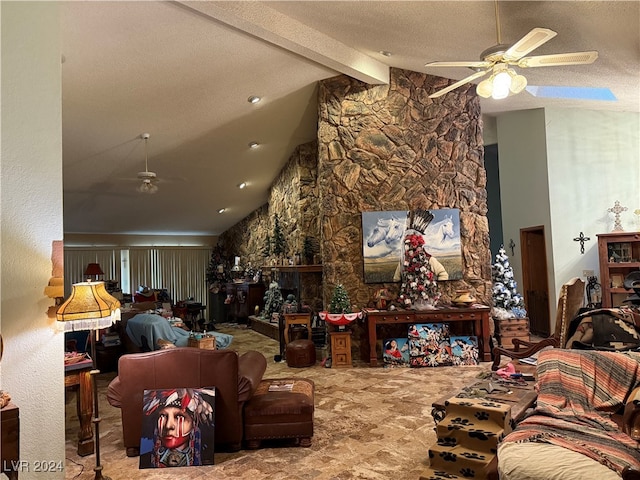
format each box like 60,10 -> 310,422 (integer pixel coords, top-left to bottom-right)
492,70 -> 512,99
137,133 -> 159,194
510,72 -> 528,94
138,179 -> 158,194
476,78 -> 494,98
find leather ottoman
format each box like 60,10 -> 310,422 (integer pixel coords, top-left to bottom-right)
243,378 -> 314,449
286,339 -> 316,367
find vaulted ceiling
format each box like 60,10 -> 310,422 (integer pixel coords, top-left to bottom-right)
60,1 -> 640,237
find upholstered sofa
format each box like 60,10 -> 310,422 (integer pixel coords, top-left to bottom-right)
113,301 -> 158,353
497,349 -> 640,480
106,347 -> 267,455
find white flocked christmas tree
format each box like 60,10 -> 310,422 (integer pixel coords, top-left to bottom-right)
492,246 -> 527,319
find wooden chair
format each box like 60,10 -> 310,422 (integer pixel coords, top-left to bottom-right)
491,277 -> 585,370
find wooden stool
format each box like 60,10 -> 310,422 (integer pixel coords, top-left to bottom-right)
283,313 -> 312,344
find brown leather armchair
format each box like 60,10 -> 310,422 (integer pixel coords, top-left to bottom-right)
106,347 -> 267,455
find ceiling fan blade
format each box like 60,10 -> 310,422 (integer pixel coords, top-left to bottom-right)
425,60 -> 492,69
503,28 -> 557,61
429,70 -> 489,99
517,51 -> 598,68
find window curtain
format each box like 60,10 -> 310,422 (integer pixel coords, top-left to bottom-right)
153,248 -> 211,306
63,249 -> 121,295
66,246 -> 212,316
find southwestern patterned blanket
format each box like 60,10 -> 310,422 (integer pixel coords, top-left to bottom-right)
502,349 -> 640,475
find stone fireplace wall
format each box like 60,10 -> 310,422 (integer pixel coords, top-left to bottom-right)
317,69 -> 492,309
218,140 -> 320,270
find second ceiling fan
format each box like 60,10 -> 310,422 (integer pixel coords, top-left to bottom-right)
426,1 -> 599,100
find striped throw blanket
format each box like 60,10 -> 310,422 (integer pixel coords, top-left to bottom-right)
502,349 -> 640,475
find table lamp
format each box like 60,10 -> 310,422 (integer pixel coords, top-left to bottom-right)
57,281 -> 120,480
84,263 -> 104,282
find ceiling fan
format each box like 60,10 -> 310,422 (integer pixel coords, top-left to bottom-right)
426,1 -> 598,100
137,132 -> 159,194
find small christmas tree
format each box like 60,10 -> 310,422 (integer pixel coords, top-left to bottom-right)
272,214 -> 287,258
263,281 -> 284,320
303,236 -> 316,264
329,284 -> 352,314
492,246 -> 527,318
262,234 -> 271,259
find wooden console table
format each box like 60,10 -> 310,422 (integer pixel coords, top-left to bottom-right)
1,403 -> 19,480
64,360 -> 94,456
366,306 -> 492,366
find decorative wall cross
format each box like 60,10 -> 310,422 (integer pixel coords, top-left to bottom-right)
508,239 -> 515,255
608,200 -> 627,232
573,232 -> 590,254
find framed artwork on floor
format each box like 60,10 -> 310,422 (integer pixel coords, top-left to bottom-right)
450,335 -> 479,366
408,323 -> 452,367
139,387 -> 216,469
383,337 -> 410,367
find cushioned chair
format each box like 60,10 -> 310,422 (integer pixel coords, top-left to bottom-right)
497,349 -> 640,480
492,277 -> 585,370
107,347 -> 267,455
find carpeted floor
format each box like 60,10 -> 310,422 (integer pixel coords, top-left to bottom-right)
65,323 -> 491,479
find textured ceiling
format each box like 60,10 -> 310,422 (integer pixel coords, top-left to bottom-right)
60,1 -> 640,237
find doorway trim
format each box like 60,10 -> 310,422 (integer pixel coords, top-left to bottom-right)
520,226 -> 550,336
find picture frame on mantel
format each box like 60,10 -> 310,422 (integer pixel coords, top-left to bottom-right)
361,208 -> 463,283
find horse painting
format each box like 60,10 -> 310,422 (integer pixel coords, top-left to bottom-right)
421,215 -> 459,254
366,217 -> 405,248
362,209 -> 463,283
362,211 -> 408,283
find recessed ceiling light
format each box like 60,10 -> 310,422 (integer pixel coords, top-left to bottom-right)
238,182 -> 247,189
247,95 -> 261,104
248,141 -> 259,149
379,50 -> 392,57
218,208 -> 226,214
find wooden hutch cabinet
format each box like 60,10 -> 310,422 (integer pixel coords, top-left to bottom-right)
597,232 -> 640,308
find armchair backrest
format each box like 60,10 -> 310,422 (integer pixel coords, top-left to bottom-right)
554,277 -> 585,348
116,348 -> 243,451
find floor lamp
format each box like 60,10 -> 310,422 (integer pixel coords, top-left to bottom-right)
57,281 -> 120,480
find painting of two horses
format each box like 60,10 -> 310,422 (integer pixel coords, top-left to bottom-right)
361,209 -> 462,283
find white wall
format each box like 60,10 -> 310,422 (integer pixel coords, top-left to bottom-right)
496,107 -> 640,326
496,108 -> 552,297
1,3 -> 65,478
545,108 -> 640,299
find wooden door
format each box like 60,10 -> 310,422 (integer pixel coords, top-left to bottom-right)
521,227 -> 550,336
